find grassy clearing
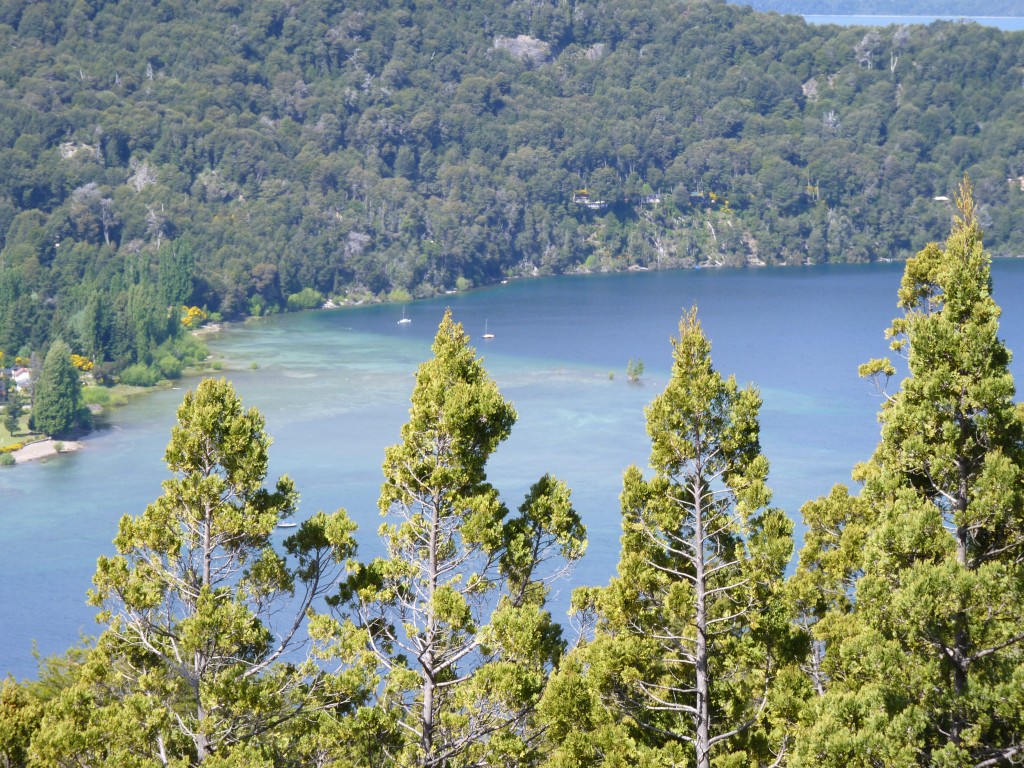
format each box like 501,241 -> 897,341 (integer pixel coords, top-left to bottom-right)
0,413 -> 41,450
82,384 -> 159,409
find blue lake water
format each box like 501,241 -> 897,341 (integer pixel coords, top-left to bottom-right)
725,4 -> 1024,31
802,14 -> 1024,30
5,261 -> 1024,680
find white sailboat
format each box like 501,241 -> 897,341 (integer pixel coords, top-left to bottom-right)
398,306 -> 411,324
482,319 -> 494,339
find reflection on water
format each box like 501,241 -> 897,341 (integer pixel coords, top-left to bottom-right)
5,261 -> 1024,679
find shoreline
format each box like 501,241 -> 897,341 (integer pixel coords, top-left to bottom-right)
10,438 -> 83,464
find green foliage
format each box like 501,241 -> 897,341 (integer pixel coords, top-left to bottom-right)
155,355 -> 182,379
33,340 -> 83,438
157,240 -> 195,309
117,362 -> 160,387
337,310 -> 586,767
0,677 -> 42,767
550,308 -> 797,768
76,378 -> 371,765
738,0 -> 1022,14
81,387 -> 111,406
286,288 -> 325,312
3,386 -> 25,435
792,179 -> 1024,765
0,452 -> 14,466
626,357 -> 644,382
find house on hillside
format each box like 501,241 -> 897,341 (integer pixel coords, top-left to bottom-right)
572,189 -> 608,211
11,367 -> 31,392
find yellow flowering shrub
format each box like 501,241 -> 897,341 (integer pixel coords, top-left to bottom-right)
70,354 -> 94,371
181,306 -> 208,329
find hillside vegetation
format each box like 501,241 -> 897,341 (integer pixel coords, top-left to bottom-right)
2,0 -> 1024,375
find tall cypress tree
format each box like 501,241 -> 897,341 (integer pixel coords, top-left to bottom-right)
793,179 -> 1024,766
32,340 -> 82,438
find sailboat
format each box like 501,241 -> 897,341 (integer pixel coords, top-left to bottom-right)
482,319 -> 494,339
398,306 -> 411,325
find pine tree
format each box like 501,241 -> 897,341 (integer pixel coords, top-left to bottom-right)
552,308 -> 796,768
69,378 -> 373,765
3,386 -> 25,435
341,310 -> 586,768
793,179 -> 1024,766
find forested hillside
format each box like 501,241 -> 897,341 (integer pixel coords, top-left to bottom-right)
2,0 -> 1024,377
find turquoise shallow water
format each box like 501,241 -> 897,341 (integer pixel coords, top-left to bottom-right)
5,261 -> 1024,679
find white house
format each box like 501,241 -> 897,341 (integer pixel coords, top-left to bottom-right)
12,367 -> 31,391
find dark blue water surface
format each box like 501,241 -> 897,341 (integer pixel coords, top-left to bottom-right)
5,261 -> 1024,679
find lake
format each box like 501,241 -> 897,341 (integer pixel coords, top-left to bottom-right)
5,260 -> 1024,680
724,4 -> 1024,31
803,15 -> 1024,30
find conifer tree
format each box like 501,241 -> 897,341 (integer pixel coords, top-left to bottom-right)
342,310 -> 586,768
793,179 -> 1024,766
550,309 -> 795,768
59,378 -> 374,765
32,340 -> 82,437
3,386 -> 25,435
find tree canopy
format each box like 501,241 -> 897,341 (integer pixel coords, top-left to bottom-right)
733,1 -> 1024,16
792,179 -> 1024,766
337,310 -> 587,767
75,378 -> 371,765
31,339 -> 82,437
546,309 -> 797,768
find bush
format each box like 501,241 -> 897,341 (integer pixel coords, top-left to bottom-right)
82,387 -> 111,406
157,356 -> 183,379
177,337 -> 209,366
119,363 -> 161,387
286,287 -> 324,311
0,453 -> 14,466
76,406 -> 94,430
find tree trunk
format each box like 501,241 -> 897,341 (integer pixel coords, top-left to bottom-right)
693,476 -> 711,768
195,701 -> 213,764
421,498 -> 440,766
421,663 -> 435,765
950,421 -> 971,746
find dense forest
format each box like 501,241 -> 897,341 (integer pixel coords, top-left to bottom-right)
1,0 -> 1024,378
1,185 -> 1022,767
